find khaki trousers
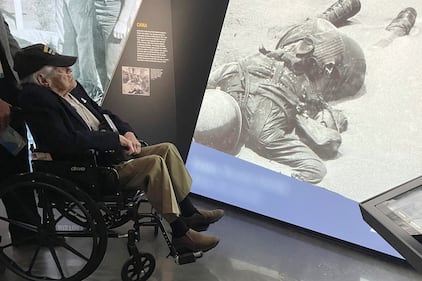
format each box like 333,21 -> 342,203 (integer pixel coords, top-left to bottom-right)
114,142 -> 192,219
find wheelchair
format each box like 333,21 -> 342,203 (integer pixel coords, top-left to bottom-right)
0,148 -> 203,281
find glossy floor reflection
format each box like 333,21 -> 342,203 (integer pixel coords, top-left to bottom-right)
2,195 -> 422,281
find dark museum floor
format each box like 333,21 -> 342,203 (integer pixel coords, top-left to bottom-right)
1,195 -> 422,281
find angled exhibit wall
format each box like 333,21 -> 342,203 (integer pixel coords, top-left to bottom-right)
102,0 -> 177,146
102,0 -> 229,160
187,0 -> 422,259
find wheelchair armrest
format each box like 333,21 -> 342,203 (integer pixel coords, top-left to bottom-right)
31,150 -> 121,199
31,149 -> 100,165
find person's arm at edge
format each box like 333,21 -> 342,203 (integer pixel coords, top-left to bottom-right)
112,0 -> 137,39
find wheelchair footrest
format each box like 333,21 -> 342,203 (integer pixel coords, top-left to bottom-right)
174,251 -> 203,265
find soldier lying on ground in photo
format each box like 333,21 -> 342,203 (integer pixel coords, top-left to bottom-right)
194,0 -> 417,184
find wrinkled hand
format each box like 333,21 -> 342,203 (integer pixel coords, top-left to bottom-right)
113,21 -> 127,40
0,99 -> 11,130
119,132 -> 141,155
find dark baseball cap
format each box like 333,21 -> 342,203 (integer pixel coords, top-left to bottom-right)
14,44 -> 77,79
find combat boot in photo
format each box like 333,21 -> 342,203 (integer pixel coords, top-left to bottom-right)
385,7 -> 417,36
317,0 -> 361,26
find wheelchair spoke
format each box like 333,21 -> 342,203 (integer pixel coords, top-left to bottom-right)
0,216 -> 38,233
0,242 -> 12,250
60,241 -> 90,262
67,205 -> 89,223
54,203 -> 87,226
54,213 -> 65,224
27,245 -> 41,275
128,268 -> 139,279
55,200 -> 90,227
48,245 -> 65,279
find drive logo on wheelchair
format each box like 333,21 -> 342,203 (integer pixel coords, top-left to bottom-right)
70,166 -> 87,172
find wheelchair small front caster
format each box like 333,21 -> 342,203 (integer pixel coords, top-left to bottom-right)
121,253 -> 155,281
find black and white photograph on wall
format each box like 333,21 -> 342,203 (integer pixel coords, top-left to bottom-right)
193,0 -> 422,202
0,0 -> 142,103
122,66 -> 150,96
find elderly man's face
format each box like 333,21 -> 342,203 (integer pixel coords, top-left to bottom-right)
45,66 -> 77,96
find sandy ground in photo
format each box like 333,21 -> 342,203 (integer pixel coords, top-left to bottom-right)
209,0 -> 422,202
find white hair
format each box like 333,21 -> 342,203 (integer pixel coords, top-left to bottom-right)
20,66 -> 55,85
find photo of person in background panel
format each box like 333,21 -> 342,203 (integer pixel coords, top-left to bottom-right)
94,0 -> 140,92
55,0 -> 104,102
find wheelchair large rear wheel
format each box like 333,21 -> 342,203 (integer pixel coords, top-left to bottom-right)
0,172 -> 108,281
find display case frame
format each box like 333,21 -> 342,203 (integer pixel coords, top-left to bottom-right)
360,176 -> 422,273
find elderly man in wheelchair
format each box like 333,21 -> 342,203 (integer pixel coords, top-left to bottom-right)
0,43 -> 224,281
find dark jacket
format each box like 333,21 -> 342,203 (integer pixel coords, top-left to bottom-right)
0,12 -> 29,176
18,82 -> 133,161
0,12 -> 20,96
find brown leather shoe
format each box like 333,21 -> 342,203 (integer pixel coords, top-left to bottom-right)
172,229 -> 220,253
182,209 -> 224,232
